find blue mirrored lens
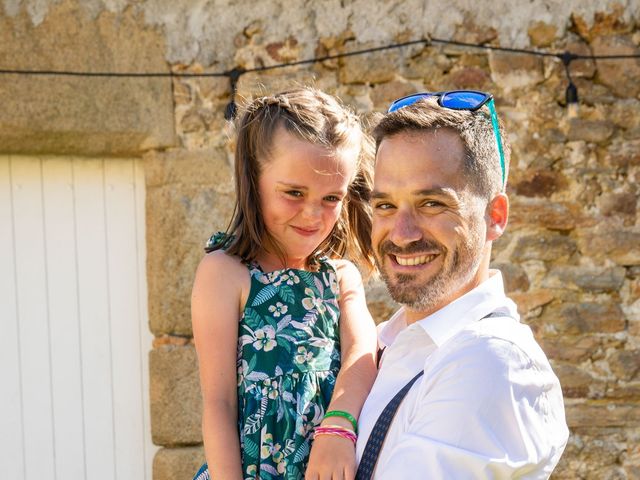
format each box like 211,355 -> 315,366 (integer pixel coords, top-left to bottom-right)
388,94 -> 434,112
441,91 -> 488,110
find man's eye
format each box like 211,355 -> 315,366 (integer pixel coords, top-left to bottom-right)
374,202 -> 394,210
423,200 -> 444,208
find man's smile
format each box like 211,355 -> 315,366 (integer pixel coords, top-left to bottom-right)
392,253 -> 438,266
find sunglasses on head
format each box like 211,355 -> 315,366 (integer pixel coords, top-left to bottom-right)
387,90 -> 506,188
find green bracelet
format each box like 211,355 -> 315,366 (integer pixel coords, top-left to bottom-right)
324,410 -> 358,433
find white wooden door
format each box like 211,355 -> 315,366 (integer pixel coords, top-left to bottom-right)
0,156 -> 155,480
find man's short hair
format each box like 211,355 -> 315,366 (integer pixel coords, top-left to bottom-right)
373,97 -> 511,199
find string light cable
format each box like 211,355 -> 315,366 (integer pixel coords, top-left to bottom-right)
1,35 -> 638,118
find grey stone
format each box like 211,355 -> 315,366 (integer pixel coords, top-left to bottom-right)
150,346 -> 202,446
339,46 -> 400,85
509,198 -> 582,232
567,119 -> 615,144
511,233 -> 577,262
598,192 -> 638,217
578,227 -> 640,266
543,265 -> 626,293
153,446 -> 205,480
602,139 -> 640,169
365,279 -> 400,325
145,149 -> 235,336
593,35 -> 640,98
608,350 -> 640,382
0,1 -> 176,156
553,363 -> 601,398
488,51 -> 544,90
492,262 -> 530,292
540,301 -> 626,335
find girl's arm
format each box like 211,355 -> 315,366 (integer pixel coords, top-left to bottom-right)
305,259 -> 378,480
192,251 -> 248,480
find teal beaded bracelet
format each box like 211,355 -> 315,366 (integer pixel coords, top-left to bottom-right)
324,410 -> 358,433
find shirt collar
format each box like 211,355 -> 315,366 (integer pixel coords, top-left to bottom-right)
378,270 -> 518,348
377,309 -> 406,348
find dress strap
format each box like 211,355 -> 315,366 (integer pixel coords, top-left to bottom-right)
315,255 -> 336,273
204,231 -> 234,253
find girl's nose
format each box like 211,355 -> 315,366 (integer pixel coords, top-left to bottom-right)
301,202 -> 322,222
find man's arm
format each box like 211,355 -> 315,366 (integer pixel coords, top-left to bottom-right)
375,334 -> 568,479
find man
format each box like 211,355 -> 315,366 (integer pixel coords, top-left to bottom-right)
355,92 -> 569,479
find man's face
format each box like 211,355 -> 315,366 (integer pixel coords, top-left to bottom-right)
371,129 -> 489,319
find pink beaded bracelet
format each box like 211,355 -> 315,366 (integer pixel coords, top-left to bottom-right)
313,425 -> 357,444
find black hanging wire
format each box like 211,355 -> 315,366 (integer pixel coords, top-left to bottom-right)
218,38 -> 432,118
0,68 -> 229,77
1,35 -> 639,119
430,37 -> 558,57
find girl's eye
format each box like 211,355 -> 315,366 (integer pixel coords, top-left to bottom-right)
324,195 -> 343,203
285,190 -> 303,198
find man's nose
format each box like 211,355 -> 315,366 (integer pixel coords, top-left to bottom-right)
389,210 -> 423,246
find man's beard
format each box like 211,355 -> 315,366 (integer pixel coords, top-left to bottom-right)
375,229 -> 484,312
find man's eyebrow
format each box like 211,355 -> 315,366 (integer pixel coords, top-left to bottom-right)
371,187 -> 458,199
414,188 -> 458,198
370,190 -> 388,199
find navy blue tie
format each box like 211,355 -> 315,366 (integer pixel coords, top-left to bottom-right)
355,371 -> 424,480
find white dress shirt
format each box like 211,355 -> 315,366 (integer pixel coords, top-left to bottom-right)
356,271 -> 569,479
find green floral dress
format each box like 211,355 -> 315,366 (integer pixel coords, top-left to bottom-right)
194,238 -> 342,480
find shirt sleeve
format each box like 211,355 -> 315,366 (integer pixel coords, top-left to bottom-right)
374,334 -> 568,479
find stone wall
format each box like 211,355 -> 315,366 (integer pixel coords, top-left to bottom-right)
1,1 -> 638,479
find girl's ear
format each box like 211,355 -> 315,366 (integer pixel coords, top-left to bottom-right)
486,193 -> 508,241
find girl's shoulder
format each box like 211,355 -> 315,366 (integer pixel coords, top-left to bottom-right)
194,249 -> 251,302
200,248 -> 246,270
326,258 -> 363,285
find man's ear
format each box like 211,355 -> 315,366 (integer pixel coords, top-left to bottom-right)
486,193 -> 508,241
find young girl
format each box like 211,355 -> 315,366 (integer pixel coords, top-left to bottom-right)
192,87 -> 378,480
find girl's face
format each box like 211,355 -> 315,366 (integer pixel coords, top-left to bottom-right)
257,126 -> 358,270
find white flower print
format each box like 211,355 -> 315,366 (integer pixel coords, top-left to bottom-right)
253,326 -> 277,352
328,273 -> 339,295
286,273 -> 300,286
294,346 -> 314,365
268,302 -> 288,317
276,457 -> 287,474
237,359 -> 248,385
266,271 -> 284,287
261,379 -> 279,399
301,287 -> 326,313
246,464 -> 258,477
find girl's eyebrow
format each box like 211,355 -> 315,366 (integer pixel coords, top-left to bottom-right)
277,182 -> 347,196
277,181 -> 307,190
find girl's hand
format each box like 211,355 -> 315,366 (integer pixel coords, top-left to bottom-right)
305,433 -> 356,480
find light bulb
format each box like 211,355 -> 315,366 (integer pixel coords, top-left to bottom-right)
566,82 -> 579,119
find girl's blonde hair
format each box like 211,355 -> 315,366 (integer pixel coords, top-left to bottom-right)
215,87 -> 374,275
